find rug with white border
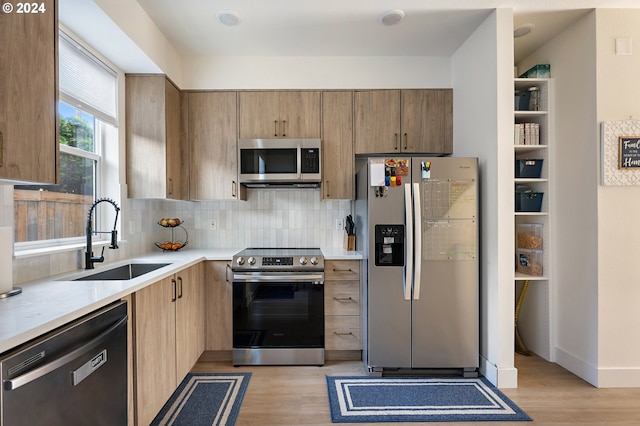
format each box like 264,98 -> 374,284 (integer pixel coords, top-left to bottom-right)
326,376 -> 531,423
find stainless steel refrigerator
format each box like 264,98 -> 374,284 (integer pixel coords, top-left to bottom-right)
355,157 -> 479,376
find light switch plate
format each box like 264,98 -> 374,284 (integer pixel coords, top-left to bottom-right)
616,37 -> 632,55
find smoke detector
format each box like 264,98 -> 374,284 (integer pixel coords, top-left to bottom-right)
378,10 -> 405,26
216,10 -> 242,26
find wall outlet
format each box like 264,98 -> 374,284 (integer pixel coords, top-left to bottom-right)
209,219 -> 217,230
336,218 -> 344,231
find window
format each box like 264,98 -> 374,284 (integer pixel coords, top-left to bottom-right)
14,31 -> 119,246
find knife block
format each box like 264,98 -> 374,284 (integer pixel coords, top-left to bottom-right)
343,231 -> 355,251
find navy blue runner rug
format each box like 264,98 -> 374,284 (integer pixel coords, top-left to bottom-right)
326,376 -> 531,423
151,372 -> 251,426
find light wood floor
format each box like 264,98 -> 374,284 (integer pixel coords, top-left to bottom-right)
192,354 -> 640,425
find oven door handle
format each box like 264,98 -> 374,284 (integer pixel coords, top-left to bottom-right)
232,273 -> 324,283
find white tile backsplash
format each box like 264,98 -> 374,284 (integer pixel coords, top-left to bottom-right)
2,186 -> 351,285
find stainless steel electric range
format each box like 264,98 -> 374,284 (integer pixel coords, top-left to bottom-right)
231,248 -> 325,366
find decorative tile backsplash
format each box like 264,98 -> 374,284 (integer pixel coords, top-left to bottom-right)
2,186 -> 351,284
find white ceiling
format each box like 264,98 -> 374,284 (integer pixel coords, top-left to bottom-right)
134,0 -> 640,62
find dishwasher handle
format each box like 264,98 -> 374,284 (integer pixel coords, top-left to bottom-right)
4,315 -> 127,391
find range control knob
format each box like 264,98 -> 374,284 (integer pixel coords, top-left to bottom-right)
310,256 -> 319,265
236,257 -> 245,266
299,256 -> 308,265
248,257 -> 256,265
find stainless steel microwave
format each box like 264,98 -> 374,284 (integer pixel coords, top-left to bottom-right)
238,138 -> 321,187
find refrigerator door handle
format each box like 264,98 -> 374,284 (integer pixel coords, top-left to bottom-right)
404,183 -> 413,301
413,182 -> 422,300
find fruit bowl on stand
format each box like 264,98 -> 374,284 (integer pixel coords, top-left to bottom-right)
155,218 -> 189,251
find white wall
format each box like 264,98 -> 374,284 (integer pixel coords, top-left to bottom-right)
452,9 -> 517,388
595,9 -> 640,388
182,56 -> 451,89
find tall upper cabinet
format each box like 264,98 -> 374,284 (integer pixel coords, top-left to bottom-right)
238,91 -> 321,139
513,78 -> 553,361
126,75 -> 182,199
321,91 -> 354,200
185,91 -> 245,201
0,0 -> 58,184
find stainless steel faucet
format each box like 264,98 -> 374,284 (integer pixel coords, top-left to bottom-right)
85,198 -> 120,270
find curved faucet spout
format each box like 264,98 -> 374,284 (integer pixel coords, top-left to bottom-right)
85,198 -> 121,270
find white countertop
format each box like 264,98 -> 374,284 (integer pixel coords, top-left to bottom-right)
0,248 -> 362,355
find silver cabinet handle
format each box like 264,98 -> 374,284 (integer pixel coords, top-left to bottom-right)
4,315 -> 127,391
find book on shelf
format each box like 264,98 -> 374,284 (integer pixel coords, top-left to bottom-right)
514,122 -> 540,145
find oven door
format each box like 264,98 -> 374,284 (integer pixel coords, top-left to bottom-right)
232,271 -> 324,352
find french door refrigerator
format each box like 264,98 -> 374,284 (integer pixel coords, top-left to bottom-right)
355,157 -> 479,376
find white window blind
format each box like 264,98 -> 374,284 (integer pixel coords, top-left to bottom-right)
59,32 -> 117,123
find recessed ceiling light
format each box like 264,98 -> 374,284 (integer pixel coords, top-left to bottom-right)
514,23 -> 535,38
216,10 -> 241,26
378,9 -> 405,26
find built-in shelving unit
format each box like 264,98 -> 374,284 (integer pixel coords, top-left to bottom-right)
514,78 -> 553,361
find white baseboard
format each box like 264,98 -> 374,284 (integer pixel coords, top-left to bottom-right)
480,356 -> 518,388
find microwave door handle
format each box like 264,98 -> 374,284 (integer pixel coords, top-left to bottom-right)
296,144 -> 302,179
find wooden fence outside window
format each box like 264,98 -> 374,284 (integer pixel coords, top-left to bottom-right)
14,190 -> 93,243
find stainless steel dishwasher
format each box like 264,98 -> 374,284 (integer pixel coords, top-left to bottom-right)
0,301 -> 128,426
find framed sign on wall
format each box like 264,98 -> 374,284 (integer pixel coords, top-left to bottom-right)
618,136 -> 640,169
601,120 -> 640,185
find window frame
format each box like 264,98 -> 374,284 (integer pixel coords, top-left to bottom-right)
14,28 -> 121,255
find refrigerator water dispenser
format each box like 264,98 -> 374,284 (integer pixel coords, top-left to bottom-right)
374,225 -> 405,266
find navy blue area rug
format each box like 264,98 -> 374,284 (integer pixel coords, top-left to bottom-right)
151,372 -> 251,426
326,376 -> 531,423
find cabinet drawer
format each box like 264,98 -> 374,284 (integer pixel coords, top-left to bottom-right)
325,315 -> 361,350
324,281 -> 360,316
325,260 -> 360,281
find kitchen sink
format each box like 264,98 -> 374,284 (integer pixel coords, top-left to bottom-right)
73,263 -> 171,281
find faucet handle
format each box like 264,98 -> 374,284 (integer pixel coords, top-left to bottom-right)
110,230 -> 119,249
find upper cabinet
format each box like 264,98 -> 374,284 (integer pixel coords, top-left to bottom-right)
0,0 -> 58,184
321,91 -> 354,200
126,75 -> 182,199
185,91 -> 245,201
354,89 -> 452,155
239,91 -> 321,139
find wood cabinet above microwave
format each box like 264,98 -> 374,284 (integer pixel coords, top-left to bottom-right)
239,91 -> 321,139
354,89 -> 452,155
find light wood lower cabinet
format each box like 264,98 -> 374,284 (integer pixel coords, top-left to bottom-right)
204,261 -> 233,353
324,260 -> 362,354
132,263 -> 204,426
